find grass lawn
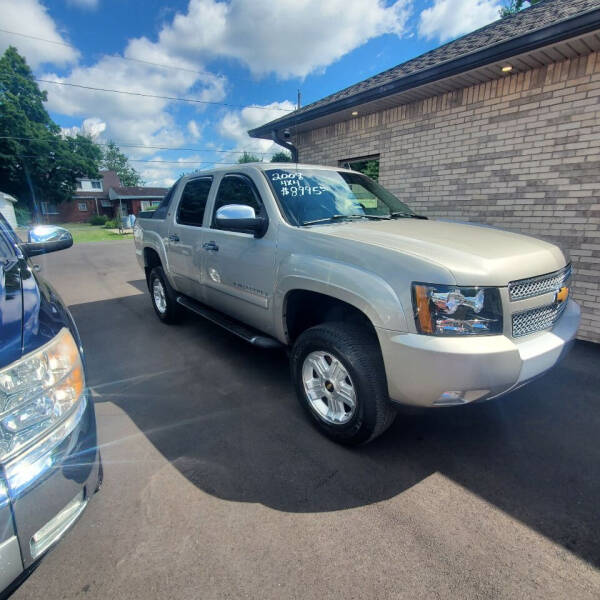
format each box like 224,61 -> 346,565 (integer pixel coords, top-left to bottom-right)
57,223 -> 133,243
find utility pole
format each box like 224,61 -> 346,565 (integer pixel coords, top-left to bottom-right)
297,89 -> 301,110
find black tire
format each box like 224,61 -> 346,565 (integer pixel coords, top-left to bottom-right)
290,322 -> 396,445
149,266 -> 183,324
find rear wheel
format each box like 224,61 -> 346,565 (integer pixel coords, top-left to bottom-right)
290,323 -> 396,445
149,266 -> 182,324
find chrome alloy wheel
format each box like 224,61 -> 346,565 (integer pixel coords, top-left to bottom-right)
301,351 -> 357,425
152,278 -> 167,314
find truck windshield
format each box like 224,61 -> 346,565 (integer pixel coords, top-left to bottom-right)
265,168 -> 414,226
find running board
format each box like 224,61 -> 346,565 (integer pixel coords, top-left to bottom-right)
176,296 -> 283,349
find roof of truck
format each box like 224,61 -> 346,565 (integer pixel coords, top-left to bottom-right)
179,162 -> 353,181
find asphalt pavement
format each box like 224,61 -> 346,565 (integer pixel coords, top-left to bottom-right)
11,240 -> 600,599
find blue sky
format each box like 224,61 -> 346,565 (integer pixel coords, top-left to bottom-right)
1,0 -> 507,185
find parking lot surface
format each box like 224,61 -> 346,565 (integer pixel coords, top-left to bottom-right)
12,241 -> 600,599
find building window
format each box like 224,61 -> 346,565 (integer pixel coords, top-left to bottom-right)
76,179 -> 103,191
78,202 -> 88,211
40,202 -> 59,215
339,155 -> 380,181
101,199 -> 112,208
140,200 -> 161,211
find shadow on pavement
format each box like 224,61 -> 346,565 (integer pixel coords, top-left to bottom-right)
70,284 -> 600,567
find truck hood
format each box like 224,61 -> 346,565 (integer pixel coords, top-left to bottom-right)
312,219 -> 566,286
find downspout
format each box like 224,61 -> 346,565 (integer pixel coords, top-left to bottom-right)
272,129 -> 299,163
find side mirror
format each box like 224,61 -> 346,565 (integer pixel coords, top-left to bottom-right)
215,204 -> 267,237
21,225 -> 73,257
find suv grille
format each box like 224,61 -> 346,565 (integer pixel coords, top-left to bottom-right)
508,264 -> 571,301
512,301 -> 568,337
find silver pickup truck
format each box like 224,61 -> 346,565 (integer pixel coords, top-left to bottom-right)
134,163 -> 580,444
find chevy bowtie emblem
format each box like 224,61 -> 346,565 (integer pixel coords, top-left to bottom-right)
555,286 -> 569,304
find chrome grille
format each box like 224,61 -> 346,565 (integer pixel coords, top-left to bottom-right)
512,301 -> 567,337
508,264 -> 571,301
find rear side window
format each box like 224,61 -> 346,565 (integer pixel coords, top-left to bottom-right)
177,178 -> 213,227
212,175 -> 262,226
152,184 -> 176,219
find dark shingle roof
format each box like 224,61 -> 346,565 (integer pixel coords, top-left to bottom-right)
249,0 -> 600,137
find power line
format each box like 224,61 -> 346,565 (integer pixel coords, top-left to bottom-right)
34,79 -> 292,112
0,135 -> 266,155
0,28 -> 210,76
16,154 -> 247,166
0,28 -> 293,112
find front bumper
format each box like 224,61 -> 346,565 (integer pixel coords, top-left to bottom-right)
0,395 -> 101,592
377,299 -> 580,407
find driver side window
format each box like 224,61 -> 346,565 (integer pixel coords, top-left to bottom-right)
212,175 -> 263,230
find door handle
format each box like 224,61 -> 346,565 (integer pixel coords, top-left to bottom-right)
202,241 -> 219,252
168,233 -> 180,242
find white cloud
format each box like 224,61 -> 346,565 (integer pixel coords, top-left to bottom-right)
218,101 -> 296,160
148,0 -> 412,79
61,117 -> 106,139
41,53 -> 225,154
0,0 -> 79,68
418,0 -> 501,42
35,0 -> 413,182
187,120 -> 203,141
138,154 -> 205,187
67,0 -> 99,9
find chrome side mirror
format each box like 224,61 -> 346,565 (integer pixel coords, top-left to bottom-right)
215,204 -> 267,237
22,225 -> 73,257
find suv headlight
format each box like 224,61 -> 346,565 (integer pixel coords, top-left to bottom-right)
0,328 -> 84,463
412,283 -> 503,336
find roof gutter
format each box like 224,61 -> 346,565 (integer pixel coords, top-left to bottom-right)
248,8 -> 600,139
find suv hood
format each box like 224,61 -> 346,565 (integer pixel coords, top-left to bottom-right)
0,258 -> 24,367
313,219 -> 566,286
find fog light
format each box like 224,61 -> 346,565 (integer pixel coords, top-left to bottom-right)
435,391 -> 466,406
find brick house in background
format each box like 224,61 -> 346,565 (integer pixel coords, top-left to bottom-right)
42,170 -> 167,223
250,0 -> 600,344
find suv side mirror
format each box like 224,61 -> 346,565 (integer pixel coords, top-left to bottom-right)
215,204 -> 267,237
21,225 -> 73,257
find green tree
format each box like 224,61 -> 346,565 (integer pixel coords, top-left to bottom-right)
0,46 -> 102,218
101,140 -> 142,186
499,0 -> 542,17
237,151 -> 262,163
270,150 -> 292,162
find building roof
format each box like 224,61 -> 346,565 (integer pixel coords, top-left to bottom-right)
73,170 -> 121,199
249,0 -> 600,139
109,186 -> 168,200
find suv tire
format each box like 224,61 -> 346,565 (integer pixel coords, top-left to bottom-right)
290,322 -> 396,445
149,266 -> 183,324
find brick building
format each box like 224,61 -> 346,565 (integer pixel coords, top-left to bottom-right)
250,0 -> 600,343
42,170 -> 167,223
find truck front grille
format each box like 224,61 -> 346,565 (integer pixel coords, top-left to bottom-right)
512,301 -> 568,338
508,264 -> 571,301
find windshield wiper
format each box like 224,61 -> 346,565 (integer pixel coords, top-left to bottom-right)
302,214 -> 374,226
390,211 -> 428,220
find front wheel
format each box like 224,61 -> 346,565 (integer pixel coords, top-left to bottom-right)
290,323 -> 396,445
149,266 -> 183,324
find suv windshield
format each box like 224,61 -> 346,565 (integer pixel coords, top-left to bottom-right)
265,168 -> 413,226
0,213 -> 18,259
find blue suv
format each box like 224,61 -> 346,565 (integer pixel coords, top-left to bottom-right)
0,214 -> 101,594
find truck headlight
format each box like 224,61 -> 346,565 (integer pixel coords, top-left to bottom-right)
0,328 -> 85,463
412,283 -> 503,336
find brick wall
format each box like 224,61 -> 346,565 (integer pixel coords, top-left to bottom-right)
295,51 -> 600,343
47,198 -> 98,224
